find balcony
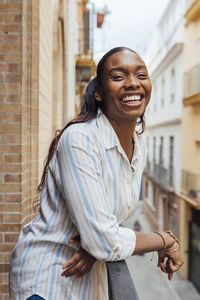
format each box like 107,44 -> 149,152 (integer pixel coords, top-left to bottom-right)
145,161 -> 174,189
106,260 -> 139,300
183,64 -> 200,105
182,170 -> 200,201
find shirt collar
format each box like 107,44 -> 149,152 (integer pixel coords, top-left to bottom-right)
96,108 -> 141,162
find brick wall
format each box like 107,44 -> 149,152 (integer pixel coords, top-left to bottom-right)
0,0 -> 76,298
0,0 -> 39,298
0,1 -> 23,298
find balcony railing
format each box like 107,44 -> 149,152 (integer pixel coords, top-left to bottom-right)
182,169 -> 200,199
145,161 -> 174,189
106,260 -> 139,300
184,64 -> 200,99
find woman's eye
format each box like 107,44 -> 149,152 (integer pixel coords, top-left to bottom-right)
138,73 -> 148,79
111,74 -> 125,80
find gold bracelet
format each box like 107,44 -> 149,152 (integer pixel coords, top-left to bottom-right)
166,230 -> 179,244
166,242 -> 179,253
154,230 -> 167,254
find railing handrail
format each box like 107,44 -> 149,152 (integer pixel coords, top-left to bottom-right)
106,260 -> 139,300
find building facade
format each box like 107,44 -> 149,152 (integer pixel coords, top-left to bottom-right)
180,0 -> 200,292
143,0 -> 185,238
0,0 -> 77,298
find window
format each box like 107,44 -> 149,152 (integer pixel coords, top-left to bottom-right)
161,78 -> 165,107
153,85 -> 157,112
159,137 -> 164,166
153,137 -> 156,168
169,136 -> 174,186
145,181 -> 149,199
153,186 -> 156,207
170,69 -> 175,103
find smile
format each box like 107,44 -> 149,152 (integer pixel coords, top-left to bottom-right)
119,95 -> 143,103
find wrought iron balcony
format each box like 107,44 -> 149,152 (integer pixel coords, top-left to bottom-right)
182,169 -> 200,200
106,260 -> 139,300
145,161 -> 174,189
184,64 -> 200,99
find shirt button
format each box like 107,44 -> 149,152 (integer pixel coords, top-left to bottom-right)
23,226 -> 29,234
114,248 -> 119,253
128,205 -> 131,210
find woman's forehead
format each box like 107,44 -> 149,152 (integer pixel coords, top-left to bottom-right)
105,50 -> 145,70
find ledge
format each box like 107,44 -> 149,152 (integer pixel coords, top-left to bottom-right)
180,193 -> 200,209
183,93 -> 200,106
185,0 -> 200,24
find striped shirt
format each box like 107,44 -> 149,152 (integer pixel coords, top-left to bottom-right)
9,109 -> 147,300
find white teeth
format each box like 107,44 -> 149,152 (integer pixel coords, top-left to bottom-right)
121,95 -> 142,102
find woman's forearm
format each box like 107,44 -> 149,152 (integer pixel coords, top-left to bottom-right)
132,231 -> 175,255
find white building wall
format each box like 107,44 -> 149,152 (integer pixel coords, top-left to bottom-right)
144,0 -> 185,198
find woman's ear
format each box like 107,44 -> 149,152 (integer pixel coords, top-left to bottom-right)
94,86 -> 102,102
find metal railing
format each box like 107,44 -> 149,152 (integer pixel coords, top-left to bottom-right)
106,260 -> 139,300
184,64 -> 200,98
145,161 -> 174,188
182,169 -> 200,199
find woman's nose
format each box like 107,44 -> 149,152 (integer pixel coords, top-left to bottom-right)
124,75 -> 140,89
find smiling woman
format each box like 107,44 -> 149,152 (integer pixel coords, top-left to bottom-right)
9,47 -> 183,300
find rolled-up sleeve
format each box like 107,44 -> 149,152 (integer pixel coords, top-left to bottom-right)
55,127 -> 136,261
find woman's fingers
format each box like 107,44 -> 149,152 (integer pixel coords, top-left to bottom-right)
69,235 -> 80,244
62,250 -> 81,269
61,247 -> 96,278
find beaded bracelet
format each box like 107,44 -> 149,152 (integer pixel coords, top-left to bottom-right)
166,230 -> 179,244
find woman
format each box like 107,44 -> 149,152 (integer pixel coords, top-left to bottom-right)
9,47 -> 183,300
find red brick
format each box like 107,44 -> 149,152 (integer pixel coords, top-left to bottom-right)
0,54 -> 21,63
0,44 -> 21,53
0,164 -> 20,173
5,14 -> 22,23
0,254 -> 11,264
0,24 -> 21,33
3,134 -> 20,144
0,4 -> 22,13
4,173 -> 21,182
5,73 -> 21,84
5,94 -> 21,102
0,83 -> 21,95
0,283 -> 9,293
0,183 -> 21,193
3,213 -> 20,224
0,243 -> 15,253
0,124 -> 20,134
0,265 -> 10,274
5,194 -> 21,203
4,233 -> 19,243
0,104 -> 20,113
0,224 -> 20,232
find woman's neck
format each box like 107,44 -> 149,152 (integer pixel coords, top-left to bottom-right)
107,118 -> 136,162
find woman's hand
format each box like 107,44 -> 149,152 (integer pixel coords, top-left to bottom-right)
157,242 -> 184,280
61,236 -> 96,278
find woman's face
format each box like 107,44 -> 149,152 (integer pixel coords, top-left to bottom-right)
98,50 -> 152,125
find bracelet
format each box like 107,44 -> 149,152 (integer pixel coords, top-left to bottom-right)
154,230 -> 167,254
166,243 -> 179,253
166,230 -> 179,244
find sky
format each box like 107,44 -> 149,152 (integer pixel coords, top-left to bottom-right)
88,0 -> 170,62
